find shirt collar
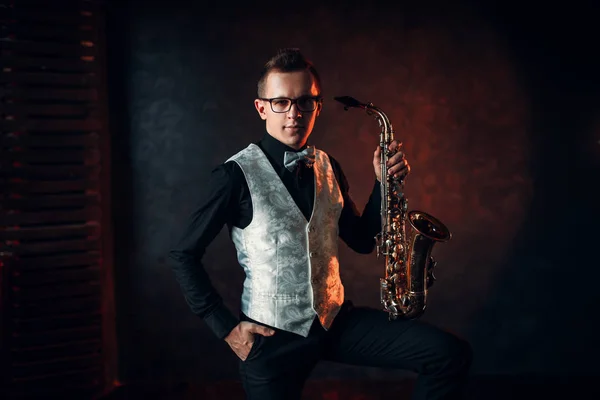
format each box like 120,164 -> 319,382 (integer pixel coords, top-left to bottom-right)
259,132 -> 308,169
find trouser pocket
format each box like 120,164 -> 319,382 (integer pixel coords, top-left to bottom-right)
245,334 -> 264,362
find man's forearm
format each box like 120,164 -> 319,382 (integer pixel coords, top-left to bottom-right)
169,253 -> 238,339
364,179 -> 383,234
338,179 -> 382,253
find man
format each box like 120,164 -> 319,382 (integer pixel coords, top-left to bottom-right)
169,48 -> 472,400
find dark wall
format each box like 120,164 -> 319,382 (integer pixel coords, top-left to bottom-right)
105,0 -> 600,384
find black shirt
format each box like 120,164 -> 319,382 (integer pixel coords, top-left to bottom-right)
168,132 -> 382,339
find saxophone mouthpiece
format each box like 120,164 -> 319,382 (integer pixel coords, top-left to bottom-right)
333,96 -> 367,110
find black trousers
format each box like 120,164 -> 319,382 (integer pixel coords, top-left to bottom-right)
238,302 -> 472,400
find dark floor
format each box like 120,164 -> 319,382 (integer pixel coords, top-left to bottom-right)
100,376 -> 600,400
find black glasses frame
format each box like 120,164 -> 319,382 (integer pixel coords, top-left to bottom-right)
258,95 -> 323,113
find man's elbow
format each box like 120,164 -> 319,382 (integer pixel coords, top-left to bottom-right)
168,248 -> 197,267
168,249 -> 183,262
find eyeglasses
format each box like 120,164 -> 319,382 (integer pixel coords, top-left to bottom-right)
258,95 -> 322,113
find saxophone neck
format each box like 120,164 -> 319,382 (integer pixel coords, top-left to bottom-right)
333,96 -> 394,141
367,106 -> 394,143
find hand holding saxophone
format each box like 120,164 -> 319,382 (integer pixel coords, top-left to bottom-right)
373,140 -> 410,182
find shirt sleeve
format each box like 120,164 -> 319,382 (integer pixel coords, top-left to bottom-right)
168,162 -> 240,340
329,155 -> 382,254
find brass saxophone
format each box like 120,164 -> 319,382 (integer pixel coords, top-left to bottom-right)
334,96 -> 452,320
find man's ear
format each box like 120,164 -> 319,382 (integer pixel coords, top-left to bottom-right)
316,101 -> 323,117
254,99 -> 267,120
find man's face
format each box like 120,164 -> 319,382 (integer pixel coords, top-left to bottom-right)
254,70 -> 322,150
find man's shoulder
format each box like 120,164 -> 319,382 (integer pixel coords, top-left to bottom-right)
225,143 -> 261,163
210,142 -> 262,178
209,144 -> 250,173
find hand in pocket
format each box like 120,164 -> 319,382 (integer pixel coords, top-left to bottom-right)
224,321 -> 275,361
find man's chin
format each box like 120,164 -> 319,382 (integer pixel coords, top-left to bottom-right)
283,132 -> 308,148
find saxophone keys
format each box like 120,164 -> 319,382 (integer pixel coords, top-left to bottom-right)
393,261 -> 403,272
428,256 -> 437,270
396,243 -> 404,252
401,295 -> 411,308
393,274 -> 403,285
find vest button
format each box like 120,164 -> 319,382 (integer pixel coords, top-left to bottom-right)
309,252 -> 314,257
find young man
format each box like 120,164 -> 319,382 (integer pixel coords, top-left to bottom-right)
169,48 -> 472,400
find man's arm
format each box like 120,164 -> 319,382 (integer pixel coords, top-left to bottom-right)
168,163 -> 240,340
329,155 -> 382,254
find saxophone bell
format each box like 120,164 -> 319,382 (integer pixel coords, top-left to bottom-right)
408,211 -> 452,242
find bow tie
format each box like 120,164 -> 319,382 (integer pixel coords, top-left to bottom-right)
283,146 -> 316,171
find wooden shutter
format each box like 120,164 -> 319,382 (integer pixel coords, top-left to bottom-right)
1,0 -> 117,398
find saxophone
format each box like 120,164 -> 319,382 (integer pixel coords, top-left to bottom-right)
334,96 -> 452,320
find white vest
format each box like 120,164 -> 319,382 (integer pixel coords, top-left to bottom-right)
227,144 -> 345,337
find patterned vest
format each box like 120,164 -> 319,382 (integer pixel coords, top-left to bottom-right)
227,144 -> 344,337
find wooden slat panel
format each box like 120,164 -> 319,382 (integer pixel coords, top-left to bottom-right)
0,104 -> 98,117
11,338 -> 100,356
0,0 -> 99,10
0,0 -> 100,8
12,281 -> 102,302
1,86 -> 98,101
1,149 -> 100,164
9,386 -> 102,400
0,120 -> 103,132
12,294 -> 101,319
0,165 -> 100,179
10,366 -> 102,387
0,207 -> 102,225
1,40 -> 97,57
12,311 -> 102,333
10,324 -> 102,348
1,181 -> 100,196
0,223 -> 99,241
11,337 -> 100,359
7,253 -> 100,270
0,71 -> 97,86
12,354 -> 103,380
1,134 -> 100,149
0,9 -> 97,26
3,239 -> 100,256
1,56 -> 96,73
0,24 -> 97,43
1,194 -> 101,209
1,2 -> 112,397
13,351 -> 102,368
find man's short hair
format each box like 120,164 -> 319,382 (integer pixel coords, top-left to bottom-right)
257,48 -> 322,98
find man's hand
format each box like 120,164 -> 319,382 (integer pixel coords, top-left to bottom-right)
373,140 -> 410,182
224,321 -> 275,361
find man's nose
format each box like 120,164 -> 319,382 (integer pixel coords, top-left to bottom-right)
287,103 -> 302,118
